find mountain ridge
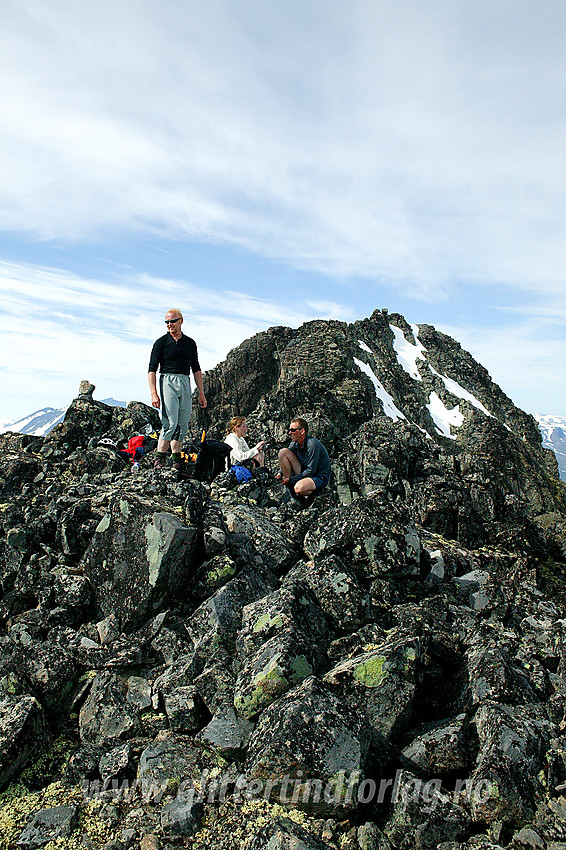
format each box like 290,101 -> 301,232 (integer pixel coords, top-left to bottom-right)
1,309 -> 566,848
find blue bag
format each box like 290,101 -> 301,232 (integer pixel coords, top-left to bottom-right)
231,464 -> 253,483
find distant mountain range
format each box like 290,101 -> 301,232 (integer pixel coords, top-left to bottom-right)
0,399 -> 126,437
1,398 -> 565,483
535,414 -> 566,482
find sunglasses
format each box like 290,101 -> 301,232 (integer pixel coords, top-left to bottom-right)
165,318 -> 181,324
288,427 -> 302,432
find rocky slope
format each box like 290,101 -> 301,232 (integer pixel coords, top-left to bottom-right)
1,310 -> 566,850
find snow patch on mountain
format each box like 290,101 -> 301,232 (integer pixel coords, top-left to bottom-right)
535,414 -> 566,482
354,358 -> 406,423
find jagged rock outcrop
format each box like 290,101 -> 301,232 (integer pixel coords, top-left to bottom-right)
0,313 -> 565,850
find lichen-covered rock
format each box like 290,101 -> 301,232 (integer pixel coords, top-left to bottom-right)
304,495 -> 420,579
0,694 -> 51,791
223,503 -> 296,574
19,640 -> 78,715
187,563 -> 278,666
401,714 -> 472,776
283,554 -> 372,631
323,631 -> 423,743
383,771 -> 470,849
245,676 -> 370,816
79,671 -> 139,746
136,734 -> 205,803
82,493 -> 198,630
468,701 -> 555,826
243,816 -> 334,849
233,581 -> 329,718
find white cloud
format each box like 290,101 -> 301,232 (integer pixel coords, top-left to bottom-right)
1,0 -> 565,297
0,259 -> 318,420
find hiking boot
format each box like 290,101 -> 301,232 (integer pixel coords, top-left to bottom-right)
172,459 -> 189,480
153,454 -> 167,471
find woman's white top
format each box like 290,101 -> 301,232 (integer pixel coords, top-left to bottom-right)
224,432 -> 257,465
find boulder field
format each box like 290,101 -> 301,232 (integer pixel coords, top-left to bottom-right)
1,310 -> 566,850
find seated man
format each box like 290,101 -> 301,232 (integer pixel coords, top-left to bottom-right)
277,417 -> 331,502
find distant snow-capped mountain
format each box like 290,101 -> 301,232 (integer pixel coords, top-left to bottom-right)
0,398 -> 126,437
535,414 -> 566,482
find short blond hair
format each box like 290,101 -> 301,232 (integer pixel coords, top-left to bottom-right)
166,307 -> 183,319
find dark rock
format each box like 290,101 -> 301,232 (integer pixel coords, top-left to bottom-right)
187,563 -> 278,666
197,705 -> 254,760
17,805 -> 78,848
243,816 -> 334,849
82,493 -> 198,630
160,796 -> 203,837
468,702 -> 555,826
401,714 -> 472,776
304,495 -> 420,579
79,671 -> 139,746
222,503 -> 297,574
245,676 -> 371,816
323,630 -> 423,743
136,734 -> 203,803
383,770 -> 470,849
0,694 -> 51,791
283,554 -> 372,632
233,581 -> 329,718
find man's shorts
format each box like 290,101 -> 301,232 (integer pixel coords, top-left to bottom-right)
289,473 -> 328,492
159,374 -> 192,441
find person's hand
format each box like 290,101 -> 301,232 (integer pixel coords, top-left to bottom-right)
151,393 -> 160,409
199,393 -> 207,408
282,477 -> 290,486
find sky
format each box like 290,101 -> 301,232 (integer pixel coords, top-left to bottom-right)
1,0 -> 565,422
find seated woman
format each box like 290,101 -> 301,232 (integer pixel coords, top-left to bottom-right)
224,416 -> 266,469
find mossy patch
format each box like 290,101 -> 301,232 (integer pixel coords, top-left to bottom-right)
353,654 -> 387,688
253,613 -> 284,634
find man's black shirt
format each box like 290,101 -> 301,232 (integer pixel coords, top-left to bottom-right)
148,333 -> 201,376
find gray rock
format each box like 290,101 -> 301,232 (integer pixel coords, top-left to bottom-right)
383,771 -> 470,850
197,705 -> 254,760
323,631 -> 422,742
245,676 -> 370,816
81,493 -> 198,630
17,805 -> 77,848
136,735 -> 203,803
233,581 -> 329,718
162,685 -> 205,734
19,640 -> 78,715
160,797 -> 202,837
0,694 -> 50,791
79,671 -> 139,746
468,701 -> 555,826
223,503 -> 296,574
126,676 -> 152,713
401,714 -> 472,775
187,563 -> 278,664
303,495 -> 420,578
99,742 -> 131,782
283,554 -> 372,631
243,816 -> 334,849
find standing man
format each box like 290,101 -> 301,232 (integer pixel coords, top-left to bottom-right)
277,417 -> 331,502
148,308 -> 207,472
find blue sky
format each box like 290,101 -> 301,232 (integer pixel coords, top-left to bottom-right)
1,0 -> 565,422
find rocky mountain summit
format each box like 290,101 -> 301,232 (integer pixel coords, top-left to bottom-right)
1,309 -> 566,850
